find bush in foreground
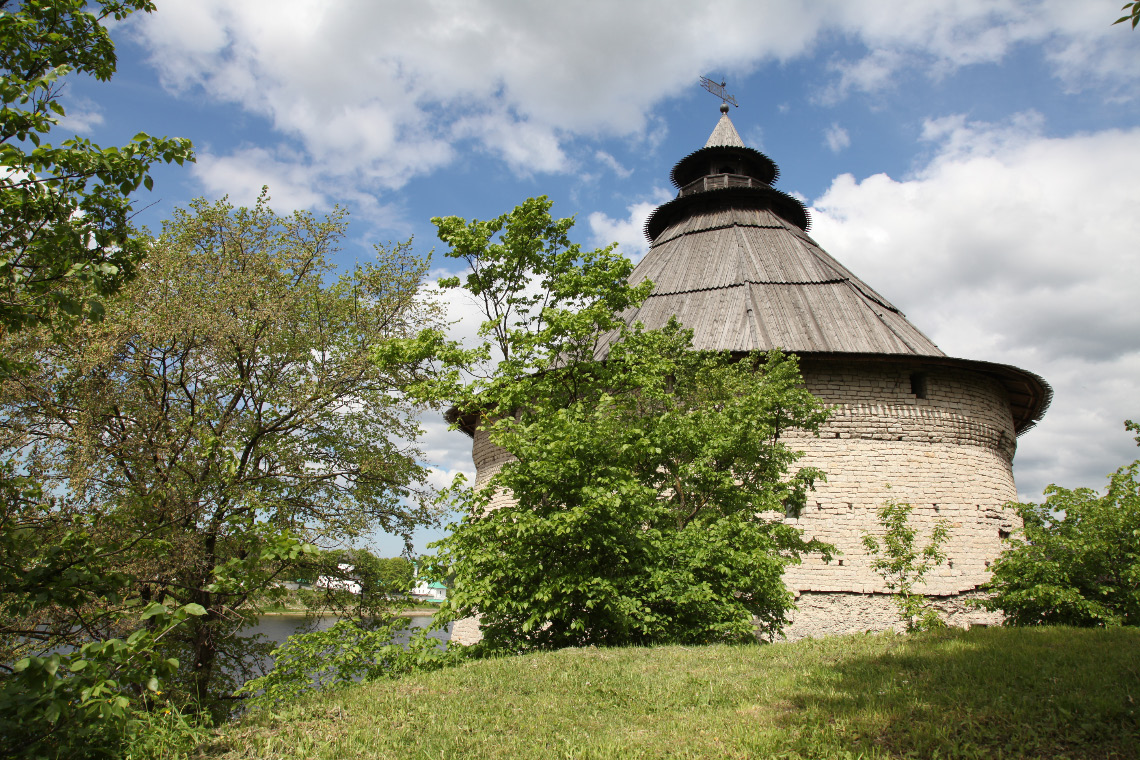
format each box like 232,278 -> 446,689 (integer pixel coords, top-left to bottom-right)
984,420 -> 1140,627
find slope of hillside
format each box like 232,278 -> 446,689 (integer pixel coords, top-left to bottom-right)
207,627 -> 1138,759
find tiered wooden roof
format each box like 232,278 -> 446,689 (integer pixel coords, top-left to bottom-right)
604,107 -> 1050,434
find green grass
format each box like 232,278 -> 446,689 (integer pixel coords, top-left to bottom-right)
202,627 -> 1138,759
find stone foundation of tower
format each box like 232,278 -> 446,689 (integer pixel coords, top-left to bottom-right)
457,357 -> 1021,641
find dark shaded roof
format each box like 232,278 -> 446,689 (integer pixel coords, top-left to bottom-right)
671,146 -> 779,188
647,186 -> 809,238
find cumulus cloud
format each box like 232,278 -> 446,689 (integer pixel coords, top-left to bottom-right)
817,0 -> 1136,101
587,189 -> 672,263
191,147 -> 326,211
129,1 -> 1136,206
810,114 -> 1140,499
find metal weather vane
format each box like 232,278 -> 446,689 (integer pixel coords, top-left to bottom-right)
700,76 -> 738,108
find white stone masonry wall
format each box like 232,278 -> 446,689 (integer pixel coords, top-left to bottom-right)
459,359 -> 1021,640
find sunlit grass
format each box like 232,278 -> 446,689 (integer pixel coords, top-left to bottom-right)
203,626 -> 1138,759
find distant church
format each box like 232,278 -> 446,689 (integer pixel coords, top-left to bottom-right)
451,106 -> 1050,642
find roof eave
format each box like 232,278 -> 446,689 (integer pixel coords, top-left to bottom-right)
786,351 -> 1052,436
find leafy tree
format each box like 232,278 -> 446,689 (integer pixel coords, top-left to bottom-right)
419,198 -> 833,651
0,0 -> 192,338
0,598 -> 206,758
0,193 -> 443,710
982,421 -> 1140,627
0,1 -> 194,755
862,499 -> 950,632
376,555 -> 415,593
308,549 -> 416,603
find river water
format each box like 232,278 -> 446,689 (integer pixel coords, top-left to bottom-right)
244,613 -> 452,651
233,613 -> 452,688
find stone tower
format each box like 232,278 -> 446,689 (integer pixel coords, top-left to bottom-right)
451,107 -> 1051,642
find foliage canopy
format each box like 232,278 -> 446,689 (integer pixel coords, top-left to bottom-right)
1,193 -> 443,726
983,421 -> 1140,627
1115,2 -> 1140,29
0,1 -> 196,755
0,0 -> 193,338
419,197 -> 832,651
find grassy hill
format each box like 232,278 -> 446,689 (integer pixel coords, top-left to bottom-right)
205,627 -> 1138,759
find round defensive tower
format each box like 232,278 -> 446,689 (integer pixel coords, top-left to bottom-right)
453,107 -> 1051,642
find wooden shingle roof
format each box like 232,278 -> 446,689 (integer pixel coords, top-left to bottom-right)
599,110 -> 1051,434
615,205 -> 944,356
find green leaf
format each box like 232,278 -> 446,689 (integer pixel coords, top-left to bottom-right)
140,602 -> 169,619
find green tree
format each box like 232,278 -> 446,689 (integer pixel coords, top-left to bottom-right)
0,2 -> 194,755
983,421 -> 1140,627
0,0 -> 192,339
377,555 -> 415,593
308,549 -> 416,603
862,499 -> 951,632
418,198 -> 832,651
0,193 -> 443,710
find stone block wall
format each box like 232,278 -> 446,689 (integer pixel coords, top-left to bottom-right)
781,589 -> 1003,641
784,360 -> 1020,599
456,358 -> 1022,640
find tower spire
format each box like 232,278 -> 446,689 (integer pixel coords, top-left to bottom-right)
705,107 -> 745,148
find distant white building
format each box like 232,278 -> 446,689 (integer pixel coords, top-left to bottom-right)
410,561 -> 447,601
315,563 -> 362,595
411,579 -> 447,601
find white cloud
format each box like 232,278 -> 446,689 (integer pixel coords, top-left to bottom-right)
130,1 -> 1137,206
191,148 -> 325,211
587,189 -> 672,263
56,97 -> 105,134
594,150 -> 632,179
810,114 -> 1140,499
816,0 -> 1136,100
450,111 -> 568,175
824,123 -> 851,153
818,49 -> 906,104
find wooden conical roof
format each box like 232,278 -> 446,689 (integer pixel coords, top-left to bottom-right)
625,205 -> 943,355
621,109 -> 942,357
605,109 -> 1051,433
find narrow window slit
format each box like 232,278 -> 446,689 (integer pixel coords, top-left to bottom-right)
910,372 -> 928,399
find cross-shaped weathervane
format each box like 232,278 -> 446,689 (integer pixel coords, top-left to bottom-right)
700,76 -> 738,108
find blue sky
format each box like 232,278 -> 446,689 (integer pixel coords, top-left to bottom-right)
58,1 -> 1140,555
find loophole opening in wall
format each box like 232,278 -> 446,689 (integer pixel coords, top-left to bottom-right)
910,372 -> 928,399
